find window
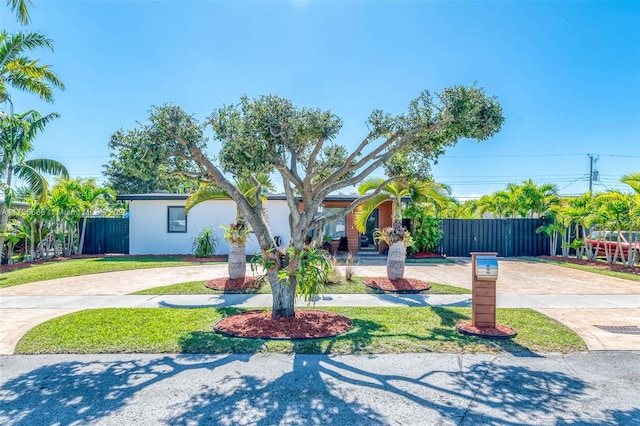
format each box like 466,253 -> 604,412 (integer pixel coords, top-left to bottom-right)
324,208 -> 346,239
168,206 -> 187,233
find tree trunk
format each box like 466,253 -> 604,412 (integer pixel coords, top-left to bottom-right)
228,241 -> 247,280
0,205 -> 7,263
387,241 -> 406,280
0,164 -> 13,262
269,270 -> 296,318
78,216 -> 87,255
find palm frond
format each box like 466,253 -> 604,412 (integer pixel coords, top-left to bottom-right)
12,163 -> 47,201
353,193 -> 390,233
23,158 -> 68,178
357,177 -> 386,195
8,0 -> 32,25
185,185 -> 230,213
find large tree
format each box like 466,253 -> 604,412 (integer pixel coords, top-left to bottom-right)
104,128 -> 200,194
115,87 -> 504,317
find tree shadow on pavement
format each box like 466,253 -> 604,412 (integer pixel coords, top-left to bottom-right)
1,353 -> 636,425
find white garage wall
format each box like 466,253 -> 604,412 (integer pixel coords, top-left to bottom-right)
128,199 -> 291,255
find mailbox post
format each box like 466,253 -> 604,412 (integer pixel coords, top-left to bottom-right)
457,252 -> 516,339
471,252 -> 499,328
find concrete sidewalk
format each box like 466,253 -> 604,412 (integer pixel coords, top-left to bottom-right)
1,260 -> 639,354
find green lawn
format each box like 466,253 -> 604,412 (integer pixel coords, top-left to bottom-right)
15,307 -> 586,355
131,279 -> 472,295
0,256 -> 222,289
522,256 -> 640,282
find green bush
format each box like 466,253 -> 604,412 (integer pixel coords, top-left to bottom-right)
192,227 -> 219,258
404,206 -> 443,254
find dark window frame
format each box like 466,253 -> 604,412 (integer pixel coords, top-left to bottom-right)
167,206 -> 187,233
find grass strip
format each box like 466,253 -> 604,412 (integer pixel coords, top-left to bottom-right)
131,279 -> 472,295
0,256 -> 222,289
15,307 -> 586,355
521,256 -> 640,282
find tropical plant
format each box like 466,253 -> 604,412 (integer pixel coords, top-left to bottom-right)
276,246 -> 330,304
47,183 -> 83,256
192,227 -> 218,258
404,200 -> 445,253
343,252 -> 357,281
63,179 -> 113,254
621,172 -> 640,266
0,110 -> 68,261
354,176 -> 450,279
0,31 -> 65,105
477,180 -> 559,219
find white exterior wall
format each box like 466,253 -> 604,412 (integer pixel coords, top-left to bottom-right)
128,199 -> 291,255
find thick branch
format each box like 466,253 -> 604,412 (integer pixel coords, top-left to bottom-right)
170,132 -> 274,248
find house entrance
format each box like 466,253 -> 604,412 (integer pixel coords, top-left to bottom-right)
360,208 -> 379,252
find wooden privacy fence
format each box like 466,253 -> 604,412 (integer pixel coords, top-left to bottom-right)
438,218 -> 549,257
82,218 -> 129,254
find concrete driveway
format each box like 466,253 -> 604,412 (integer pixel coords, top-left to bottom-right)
1,259 -> 639,353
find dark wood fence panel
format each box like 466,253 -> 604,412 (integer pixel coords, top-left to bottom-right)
82,218 -> 129,254
439,218 -> 549,257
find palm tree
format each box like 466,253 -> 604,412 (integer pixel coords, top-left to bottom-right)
617,173 -> 640,265
185,173 -> 275,280
64,179 -> 113,254
6,0 -> 33,25
520,179 -> 560,218
0,110 -> 68,260
592,191 -> 633,264
0,31 -> 65,105
354,177 -> 451,280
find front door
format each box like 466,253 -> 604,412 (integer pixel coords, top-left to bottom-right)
362,209 -> 379,251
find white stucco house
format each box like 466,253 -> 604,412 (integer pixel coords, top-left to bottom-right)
117,193 -> 292,255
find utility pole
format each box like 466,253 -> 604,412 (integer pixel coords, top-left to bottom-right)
588,154 -> 599,193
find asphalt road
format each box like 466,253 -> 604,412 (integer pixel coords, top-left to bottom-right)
1,352 -> 639,425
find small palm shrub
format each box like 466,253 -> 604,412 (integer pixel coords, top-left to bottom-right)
192,227 -> 219,258
324,255 -> 342,284
344,252 -> 357,281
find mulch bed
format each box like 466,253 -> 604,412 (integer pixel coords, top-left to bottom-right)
456,321 -> 517,340
363,277 -> 432,293
410,252 -> 446,259
214,310 -> 353,340
539,256 -> 640,276
205,276 -> 260,291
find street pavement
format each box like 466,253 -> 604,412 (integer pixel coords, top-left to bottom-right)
1,352 -> 639,425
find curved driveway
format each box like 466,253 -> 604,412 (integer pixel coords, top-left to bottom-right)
1,259 -> 639,353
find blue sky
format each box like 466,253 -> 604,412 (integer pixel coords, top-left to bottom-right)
2,0 -> 639,199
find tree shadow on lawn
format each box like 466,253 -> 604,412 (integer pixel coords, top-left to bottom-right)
4,351 -> 632,425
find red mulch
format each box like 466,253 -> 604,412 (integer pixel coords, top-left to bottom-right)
410,252 -> 445,259
214,310 -> 352,339
205,276 -> 260,291
539,256 -> 640,276
456,321 -> 517,339
363,277 -> 432,293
